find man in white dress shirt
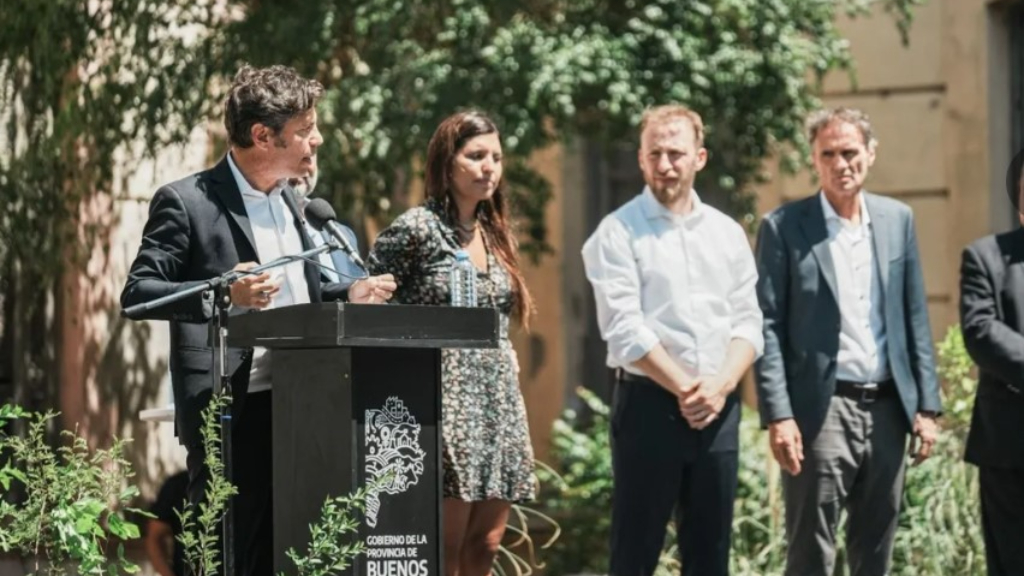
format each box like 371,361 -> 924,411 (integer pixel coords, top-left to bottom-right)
582,104 -> 764,576
754,107 -> 941,576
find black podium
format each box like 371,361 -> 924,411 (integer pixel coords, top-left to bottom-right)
229,302 -> 498,576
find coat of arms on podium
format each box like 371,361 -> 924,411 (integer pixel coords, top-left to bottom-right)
365,396 -> 427,527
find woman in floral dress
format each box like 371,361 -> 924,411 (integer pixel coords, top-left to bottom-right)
368,111 -> 536,576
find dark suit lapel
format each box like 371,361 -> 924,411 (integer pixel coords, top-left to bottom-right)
865,193 -> 891,293
799,195 -> 840,304
208,156 -> 258,257
281,186 -> 322,303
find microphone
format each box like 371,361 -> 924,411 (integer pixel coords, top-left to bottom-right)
304,198 -> 368,271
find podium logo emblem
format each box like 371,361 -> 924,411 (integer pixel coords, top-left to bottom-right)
365,397 -> 427,527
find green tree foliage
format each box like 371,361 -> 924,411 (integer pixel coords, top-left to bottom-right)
221,0 -> 926,254
0,0 -> 222,283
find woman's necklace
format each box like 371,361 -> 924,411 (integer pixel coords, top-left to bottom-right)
455,219 -> 477,244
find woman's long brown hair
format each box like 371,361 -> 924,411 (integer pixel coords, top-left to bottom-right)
424,111 -> 534,329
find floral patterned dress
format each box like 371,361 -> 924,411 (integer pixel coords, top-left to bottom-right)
368,199 -> 536,503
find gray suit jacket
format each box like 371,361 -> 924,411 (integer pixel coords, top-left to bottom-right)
754,192 -> 941,441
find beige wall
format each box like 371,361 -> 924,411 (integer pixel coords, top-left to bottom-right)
512,146 -> 568,464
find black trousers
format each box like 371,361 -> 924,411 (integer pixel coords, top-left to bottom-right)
609,376 -> 740,576
979,466 -> 1024,576
186,390 -> 274,576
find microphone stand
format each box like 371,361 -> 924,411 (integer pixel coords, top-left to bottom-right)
122,243 -> 334,576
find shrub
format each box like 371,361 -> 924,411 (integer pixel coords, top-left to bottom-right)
0,404 -> 146,576
534,388 -> 613,576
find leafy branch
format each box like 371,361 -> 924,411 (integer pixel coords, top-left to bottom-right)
0,404 -> 147,576
283,485 -> 373,576
177,392 -> 237,576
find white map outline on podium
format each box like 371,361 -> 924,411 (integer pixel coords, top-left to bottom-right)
364,396 -> 427,527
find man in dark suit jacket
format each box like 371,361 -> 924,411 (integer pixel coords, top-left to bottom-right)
960,217 -> 1024,576
121,65 -> 395,576
754,107 -> 942,576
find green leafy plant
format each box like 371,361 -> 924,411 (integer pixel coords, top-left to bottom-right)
891,432 -> 985,576
284,487 -> 371,576
0,404 -> 147,576
177,392 -> 238,576
889,323 -> 985,576
534,386 -> 613,576
726,411 -> 787,576
934,324 -> 978,435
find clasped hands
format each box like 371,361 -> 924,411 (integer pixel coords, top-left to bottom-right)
229,262 -> 396,308
675,375 -> 731,430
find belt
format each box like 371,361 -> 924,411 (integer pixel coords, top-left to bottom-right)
616,369 -> 652,385
834,379 -> 896,403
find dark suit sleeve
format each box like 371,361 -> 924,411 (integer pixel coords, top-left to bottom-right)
321,281 -> 349,302
902,211 -> 941,413
754,214 -> 794,427
960,243 -> 1024,386
120,186 -> 212,322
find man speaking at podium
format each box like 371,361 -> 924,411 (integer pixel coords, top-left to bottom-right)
121,64 -> 395,576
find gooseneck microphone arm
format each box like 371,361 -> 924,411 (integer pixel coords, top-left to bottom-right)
304,197 -> 368,272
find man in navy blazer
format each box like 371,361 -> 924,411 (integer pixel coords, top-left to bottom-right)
754,107 -> 942,576
121,65 -> 394,576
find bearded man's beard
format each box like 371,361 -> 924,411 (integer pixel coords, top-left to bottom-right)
649,179 -> 686,205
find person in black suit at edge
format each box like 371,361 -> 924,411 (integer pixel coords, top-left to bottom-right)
121,65 -> 396,576
959,151 -> 1024,576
